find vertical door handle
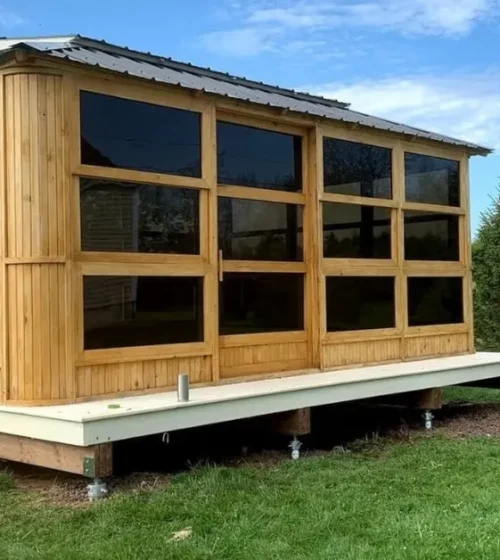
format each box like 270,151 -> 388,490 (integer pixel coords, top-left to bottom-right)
218,249 -> 224,282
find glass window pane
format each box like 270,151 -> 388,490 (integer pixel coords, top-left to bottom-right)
80,91 -> 201,177
405,153 -> 460,207
404,212 -> 459,261
408,277 -> 463,327
326,276 -> 395,331
218,198 -> 303,261
217,121 -> 302,192
80,179 -> 200,255
323,203 -> 391,259
323,137 -> 392,199
220,273 -> 303,335
84,276 -> 203,350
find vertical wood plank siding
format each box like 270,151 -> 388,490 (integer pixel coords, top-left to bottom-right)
3,71 -> 71,403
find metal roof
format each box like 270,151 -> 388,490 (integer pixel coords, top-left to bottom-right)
0,35 -> 491,155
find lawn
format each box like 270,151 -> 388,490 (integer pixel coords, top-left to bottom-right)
2,386 -> 500,560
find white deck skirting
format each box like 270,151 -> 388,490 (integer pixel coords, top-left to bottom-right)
1,353 -> 500,447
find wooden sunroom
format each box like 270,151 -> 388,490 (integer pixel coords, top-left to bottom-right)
0,35 -> 498,479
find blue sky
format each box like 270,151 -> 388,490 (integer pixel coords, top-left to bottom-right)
4,0 -> 500,233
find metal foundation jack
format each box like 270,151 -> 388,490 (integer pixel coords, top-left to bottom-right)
288,436 -> 302,460
87,478 -> 108,502
423,410 -> 434,430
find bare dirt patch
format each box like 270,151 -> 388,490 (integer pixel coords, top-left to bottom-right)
437,403 -> 500,438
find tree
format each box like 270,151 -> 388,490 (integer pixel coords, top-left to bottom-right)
473,185 -> 500,350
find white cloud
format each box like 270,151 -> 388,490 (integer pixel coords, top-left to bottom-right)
0,6 -> 23,27
305,75 -> 500,150
247,0 -> 498,35
202,0 -> 499,57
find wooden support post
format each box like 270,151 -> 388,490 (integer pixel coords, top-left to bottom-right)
0,434 -> 113,478
412,388 -> 443,410
271,407 -> 311,436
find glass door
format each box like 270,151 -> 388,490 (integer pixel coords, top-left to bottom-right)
215,116 -> 310,379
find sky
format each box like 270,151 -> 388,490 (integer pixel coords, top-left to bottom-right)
4,0 -> 500,233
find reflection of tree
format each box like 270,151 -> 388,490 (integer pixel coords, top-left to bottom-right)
404,214 -> 458,261
218,150 -> 298,191
323,138 -> 391,198
326,278 -> 394,331
323,208 -> 391,258
324,231 -> 390,258
217,130 -> 302,192
405,234 -> 457,261
409,278 -> 462,326
82,135 -> 201,178
138,187 -> 198,254
405,154 -> 459,206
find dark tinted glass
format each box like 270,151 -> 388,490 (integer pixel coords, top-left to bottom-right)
408,277 -> 463,327
404,212 -> 459,261
84,276 -> 203,350
323,203 -> 391,259
220,273 -> 303,335
326,276 -> 395,331
80,179 -> 199,254
80,91 -> 201,177
323,137 -> 392,199
405,153 -> 460,207
217,121 -> 302,192
218,198 -> 303,261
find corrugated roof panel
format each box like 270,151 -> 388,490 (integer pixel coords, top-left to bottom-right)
0,35 -> 492,155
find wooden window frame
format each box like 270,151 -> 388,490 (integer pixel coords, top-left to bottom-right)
66,74 -> 473,372
69,77 -> 216,366
318,124 -> 471,348
215,111 -> 310,349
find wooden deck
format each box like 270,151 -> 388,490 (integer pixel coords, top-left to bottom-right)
1,353 -> 500,448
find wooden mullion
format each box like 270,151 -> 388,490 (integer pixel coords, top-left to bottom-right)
402,200 -> 465,215
217,184 -> 305,205
74,164 -> 208,190
460,154 -> 474,352
222,260 -> 306,274
81,260 -> 208,277
320,192 -> 396,208
202,103 -> 219,382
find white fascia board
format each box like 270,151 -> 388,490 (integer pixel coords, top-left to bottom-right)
81,360 -> 500,446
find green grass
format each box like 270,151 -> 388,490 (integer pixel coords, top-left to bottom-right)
3,385 -> 500,559
443,385 -> 500,404
3,436 -> 500,559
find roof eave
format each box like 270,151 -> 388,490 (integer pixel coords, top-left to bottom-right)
1,43 -> 493,157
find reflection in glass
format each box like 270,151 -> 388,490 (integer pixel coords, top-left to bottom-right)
405,153 -> 460,207
323,137 -> 392,199
408,277 -> 463,326
220,273 -> 304,335
84,276 -> 203,350
80,91 -> 201,177
80,179 -> 199,254
217,121 -> 302,192
218,198 -> 303,261
323,203 -> 391,259
404,212 -> 459,261
326,276 -> 395,331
